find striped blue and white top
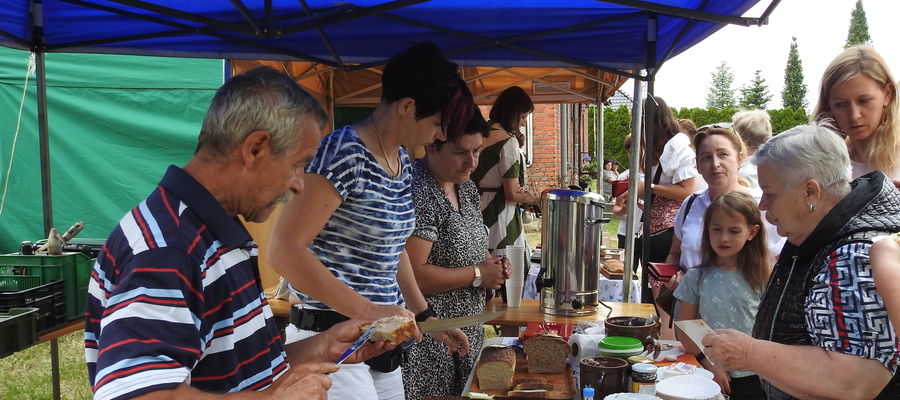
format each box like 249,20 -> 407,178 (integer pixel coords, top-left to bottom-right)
290,126 -> 415,310
85,166 -> 288,400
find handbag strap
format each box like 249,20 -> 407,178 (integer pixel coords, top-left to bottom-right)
641,167 -> 667,225
649,165 -> 664,205
680,193 -> 699,226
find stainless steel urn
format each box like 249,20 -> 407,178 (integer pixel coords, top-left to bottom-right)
539,189 -> 607,315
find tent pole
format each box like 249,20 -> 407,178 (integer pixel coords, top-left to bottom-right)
626,14 -> 658,304
559,104 -> 568,187
595,101 -> 604,193
36,52 -> 52,237
328,70 -> 335,131
621,71 -> 645,304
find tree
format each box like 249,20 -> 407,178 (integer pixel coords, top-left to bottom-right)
845,0 -> 872,48
739,70 -> 773,110
782,37 -> 808,110
768,108 -> 810,134
706,61 -> 736,109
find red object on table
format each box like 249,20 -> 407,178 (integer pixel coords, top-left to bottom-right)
523,322 -> 574,341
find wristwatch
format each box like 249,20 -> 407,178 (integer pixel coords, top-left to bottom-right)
472,265 -> 483,288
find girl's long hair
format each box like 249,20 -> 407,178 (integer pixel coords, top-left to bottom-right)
699,191 -> 771,293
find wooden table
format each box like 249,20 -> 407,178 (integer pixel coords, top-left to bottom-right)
267,293 -> 656,337
267,293 -> 292,318
484,298 -> 656,336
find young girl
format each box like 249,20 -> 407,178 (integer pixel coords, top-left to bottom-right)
673,191 -> 770,399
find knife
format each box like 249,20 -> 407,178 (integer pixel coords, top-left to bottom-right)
417,311 -> 504,334
336,324 -> 377,364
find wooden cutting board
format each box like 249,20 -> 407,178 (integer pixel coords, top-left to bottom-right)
600,267 -> 638,280
470,357 -> 576,399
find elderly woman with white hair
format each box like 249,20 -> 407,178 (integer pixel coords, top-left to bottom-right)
731,109 -> 772,190
702,122 -> 900,400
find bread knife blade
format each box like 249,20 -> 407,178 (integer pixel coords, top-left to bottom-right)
417,311 -> 504,334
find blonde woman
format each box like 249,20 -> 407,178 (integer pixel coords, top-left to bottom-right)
813,45 -> 899,186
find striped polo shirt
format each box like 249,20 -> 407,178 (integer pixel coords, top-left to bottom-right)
84,165 -> 288,400
290,126 -> 415,310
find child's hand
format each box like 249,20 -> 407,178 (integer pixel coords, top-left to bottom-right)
664,270 -> 683,290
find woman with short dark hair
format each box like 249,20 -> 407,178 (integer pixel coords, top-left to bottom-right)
269,41 -> 471,400
402,105 -> 511,400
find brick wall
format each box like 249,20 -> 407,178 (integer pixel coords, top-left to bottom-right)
530,103 -> 561,190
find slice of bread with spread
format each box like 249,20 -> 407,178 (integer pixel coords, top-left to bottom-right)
523,334 -> 570,373
364,316 -> 416,345
476,345 -> 516,390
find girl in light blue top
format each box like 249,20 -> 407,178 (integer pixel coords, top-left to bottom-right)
674,191 -> 771,399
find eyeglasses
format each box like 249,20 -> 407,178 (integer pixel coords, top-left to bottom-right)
697,122 -> 733,132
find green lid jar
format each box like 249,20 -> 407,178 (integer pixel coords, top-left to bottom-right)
598,336 -> 644,359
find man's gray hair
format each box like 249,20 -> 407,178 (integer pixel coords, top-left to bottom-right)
197,67 -> 327,157
731,109 -> 772,152
754,121 -> 851,198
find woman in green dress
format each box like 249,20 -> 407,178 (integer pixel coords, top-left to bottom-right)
472,86 -> 542,277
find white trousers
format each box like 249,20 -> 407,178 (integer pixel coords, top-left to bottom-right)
285,324 -> 405,400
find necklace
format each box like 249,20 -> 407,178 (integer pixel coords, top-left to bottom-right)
370,115 -> 398,176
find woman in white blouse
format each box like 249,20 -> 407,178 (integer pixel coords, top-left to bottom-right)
665,126 -> 784,281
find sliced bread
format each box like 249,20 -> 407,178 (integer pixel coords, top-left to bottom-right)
476,346 -> 516,391
364,316 -> 416,345
523,334 -> 570,373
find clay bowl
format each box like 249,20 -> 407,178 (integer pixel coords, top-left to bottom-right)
604,316 -> 660,350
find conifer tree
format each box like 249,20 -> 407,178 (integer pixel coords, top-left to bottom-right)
845,0 -> 872,48
706,61 -> 736,109
782,37 -> 807,110
739,70 -> 772,110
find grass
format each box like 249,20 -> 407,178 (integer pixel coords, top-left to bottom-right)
0,330 -> 92,399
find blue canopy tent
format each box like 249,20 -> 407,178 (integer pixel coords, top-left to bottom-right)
0,2 -> 780,396
0,0 -> 779,217
0,0 -> 781,278
1,0 -> 779,288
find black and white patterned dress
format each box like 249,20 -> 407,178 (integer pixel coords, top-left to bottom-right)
402,160 -> 489,400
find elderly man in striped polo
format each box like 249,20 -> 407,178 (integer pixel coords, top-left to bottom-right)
84,67 -> 390,400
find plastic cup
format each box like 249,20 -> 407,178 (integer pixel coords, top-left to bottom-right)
506,284 -> 524,307
505,245 -> 526,285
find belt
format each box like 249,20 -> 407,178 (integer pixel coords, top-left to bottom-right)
289,306 -> 349,332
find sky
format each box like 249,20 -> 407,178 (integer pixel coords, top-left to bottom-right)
651,0 -> 900,110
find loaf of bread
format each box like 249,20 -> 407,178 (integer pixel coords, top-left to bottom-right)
604,260 -> 625,273
523,335 -> 570,373
364,316 -> 416,345
476,346 -> 516,390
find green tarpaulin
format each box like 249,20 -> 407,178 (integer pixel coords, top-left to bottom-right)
0,47 -> 222,252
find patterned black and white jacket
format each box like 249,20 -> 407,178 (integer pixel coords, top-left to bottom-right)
752,171 -> 900,400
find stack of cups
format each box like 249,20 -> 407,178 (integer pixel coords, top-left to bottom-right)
504,245 -> 526,307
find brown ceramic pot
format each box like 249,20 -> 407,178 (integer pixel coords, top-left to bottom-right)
604,316 -> 660,357
579,356 -> 628,397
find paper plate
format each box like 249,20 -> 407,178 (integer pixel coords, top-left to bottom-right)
655,375 -> 720,400
604,393 -> 661,400
657,367 -> 714,382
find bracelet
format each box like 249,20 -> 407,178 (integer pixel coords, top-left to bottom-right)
415,305 -> 436,322
695,353 -> 706,363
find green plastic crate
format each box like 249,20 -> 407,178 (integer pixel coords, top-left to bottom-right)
0,275 -> 41,291
0,253 -> 95,320
0,307 -> 39,358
